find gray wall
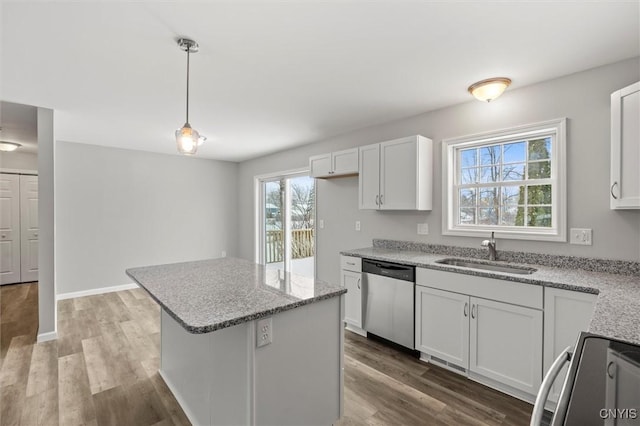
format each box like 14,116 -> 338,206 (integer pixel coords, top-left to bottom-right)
55,141 -> 238,295
237,58 -> 640,288
0,151 -> 38,171
37,107 -> 55,338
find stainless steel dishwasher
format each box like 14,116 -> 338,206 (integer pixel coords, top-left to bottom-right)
362,259 -> 415,349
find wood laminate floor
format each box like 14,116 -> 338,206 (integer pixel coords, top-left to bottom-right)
0,283 -> 531,426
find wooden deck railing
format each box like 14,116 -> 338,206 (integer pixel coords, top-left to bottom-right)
265,229 -> 314,263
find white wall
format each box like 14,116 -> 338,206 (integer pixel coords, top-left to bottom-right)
55,141 -> 238,295
237,58 -> 640,288
0,151 -> 38,171
37,107 -> 55,339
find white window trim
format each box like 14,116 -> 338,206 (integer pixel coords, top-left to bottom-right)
442,118 -> 567,242
253,167 -> 310,265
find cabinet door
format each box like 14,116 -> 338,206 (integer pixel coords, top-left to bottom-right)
611,82 -> 640,209
310,153 -> 332,178
0,173 -> 21,285
544,288 -> 596,403
20,175 -> 39,283
415,286 -> 469,368
342,270 -> 362,328
380,138 -> 418,210
358,144 -> 380,209
469,297 -> 543,395
332,148 -> 358,176
605,348 -> 640,426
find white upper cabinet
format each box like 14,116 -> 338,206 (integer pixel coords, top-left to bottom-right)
358,135 -> 432,210
310,148 -> 358,178
610,81 -> 640,209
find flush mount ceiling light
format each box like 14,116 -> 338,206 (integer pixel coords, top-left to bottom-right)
175,37 -> 203,155
468,77 -> 512,102
0,141 -> 22,152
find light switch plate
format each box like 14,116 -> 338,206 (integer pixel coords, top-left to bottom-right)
570,228 -> 592,245
256,317 -> 272,348
319,219 -> 324,229
417,223 -> 429,235
355,221 -> 361,231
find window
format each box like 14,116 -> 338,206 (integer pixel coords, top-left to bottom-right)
443,118 -> 566,241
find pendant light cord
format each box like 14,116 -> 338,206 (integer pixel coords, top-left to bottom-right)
186,46 -> 190,124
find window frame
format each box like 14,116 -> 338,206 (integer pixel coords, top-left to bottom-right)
442,118 -> 567,242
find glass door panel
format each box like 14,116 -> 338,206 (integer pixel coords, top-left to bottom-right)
261,174 -> 315,278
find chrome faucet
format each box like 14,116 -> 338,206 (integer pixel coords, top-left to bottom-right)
481,232 -> 497,261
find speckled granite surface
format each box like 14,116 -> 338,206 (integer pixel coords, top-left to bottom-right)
341,246 -> 640,345
373,239 -> 640,276
126,257 -> 345,334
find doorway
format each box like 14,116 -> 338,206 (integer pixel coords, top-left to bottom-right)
258,172 -> 316,278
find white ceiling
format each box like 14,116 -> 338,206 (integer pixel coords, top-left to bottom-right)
1,1 -> 638,162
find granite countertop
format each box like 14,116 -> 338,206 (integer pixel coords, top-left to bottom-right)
341,246 -> 640,345
126,257 -> 346,334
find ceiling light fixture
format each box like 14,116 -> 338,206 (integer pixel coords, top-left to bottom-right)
468,77 -> 512,102
0,141 -> 22,152
175,38 -> 202,155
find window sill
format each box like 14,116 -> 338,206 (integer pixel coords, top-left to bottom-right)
443,227 -> 566,242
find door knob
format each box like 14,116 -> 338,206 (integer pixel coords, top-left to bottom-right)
34,233 -> 38,237
1,235 -> 5,239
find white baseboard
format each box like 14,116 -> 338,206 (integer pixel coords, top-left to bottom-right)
37,331 -> 58,343
56,283 -> 139,301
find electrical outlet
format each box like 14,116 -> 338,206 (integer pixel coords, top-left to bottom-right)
570,228 -> 592,245
256,317 -> 272,348
319,219 -> 324,229
417,223 -> 429,235
355,221 -> 361,231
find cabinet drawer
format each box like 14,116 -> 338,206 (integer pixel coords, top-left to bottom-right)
416,267 -> 542,309
340,256 -> 362,272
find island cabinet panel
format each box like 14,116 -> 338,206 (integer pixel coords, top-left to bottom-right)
160,311 -> 250,426
255,296 -> 342,426
159,297 -> 343,426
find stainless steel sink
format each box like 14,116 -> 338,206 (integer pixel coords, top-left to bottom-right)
435,258 -> 537,275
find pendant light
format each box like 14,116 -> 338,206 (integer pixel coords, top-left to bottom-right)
468,77 -> 512,102
175,38 -> 201,155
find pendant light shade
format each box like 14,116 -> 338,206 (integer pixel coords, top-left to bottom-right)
176,124 -> 200,155
468,77 -> 512,102
175,38 -> 202,155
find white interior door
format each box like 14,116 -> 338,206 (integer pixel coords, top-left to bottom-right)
0,173 -> 21,285
20,175 -> 38,282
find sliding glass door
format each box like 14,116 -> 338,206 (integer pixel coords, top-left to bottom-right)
260,173 -> 315,278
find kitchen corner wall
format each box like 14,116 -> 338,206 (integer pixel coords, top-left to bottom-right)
237,57 -> 640,287
0,151 -> 38,171
55,141 -> 238,295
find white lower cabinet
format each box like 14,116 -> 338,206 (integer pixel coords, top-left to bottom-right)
469,297 -> 543,396
415,286 -> 469,367
340,256 -> 365,335
342,270 -> 362,329
543,287 -> 596,404
415,285 -> 543,396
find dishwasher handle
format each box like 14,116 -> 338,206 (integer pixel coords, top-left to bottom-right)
530,346 -> 572,426
362,259 -> 415,282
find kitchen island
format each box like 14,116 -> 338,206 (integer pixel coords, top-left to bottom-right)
126,257 -> 346,426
